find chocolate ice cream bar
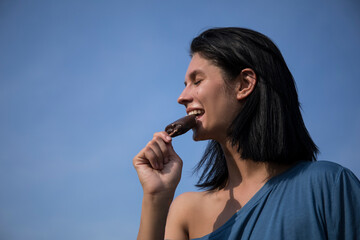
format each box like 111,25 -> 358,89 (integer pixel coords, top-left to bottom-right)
165,115 -> 196,137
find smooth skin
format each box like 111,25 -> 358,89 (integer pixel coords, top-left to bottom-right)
133,132 -> 183,240
133,54 -> 291,240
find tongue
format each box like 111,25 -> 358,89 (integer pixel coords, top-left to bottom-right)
165,115 -> 197,137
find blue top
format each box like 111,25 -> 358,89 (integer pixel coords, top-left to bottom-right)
193,161 -> 360,240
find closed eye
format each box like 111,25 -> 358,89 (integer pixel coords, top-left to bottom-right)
194,79 -> 203,85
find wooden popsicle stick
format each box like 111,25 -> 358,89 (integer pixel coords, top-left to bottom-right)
169,129 -> 178,137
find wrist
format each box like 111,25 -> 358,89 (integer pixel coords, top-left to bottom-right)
143,191 -> 175,207
138,191 -> 174,240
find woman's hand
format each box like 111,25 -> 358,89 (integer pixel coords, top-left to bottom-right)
133,131 -> 183,196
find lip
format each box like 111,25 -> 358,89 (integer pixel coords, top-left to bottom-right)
186,107 -> 204,115
186,108 -> 204,123
195,114 -> 203,122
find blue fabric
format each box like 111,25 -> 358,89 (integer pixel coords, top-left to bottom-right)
193,161 -> 360,240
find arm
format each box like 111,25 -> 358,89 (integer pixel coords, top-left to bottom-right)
165,193 -> 193,240
327,168 -> 360,239
138,192 -> 174,240
133,132 -> 183,240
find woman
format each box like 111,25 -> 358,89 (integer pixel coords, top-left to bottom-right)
133,28 -> 360,240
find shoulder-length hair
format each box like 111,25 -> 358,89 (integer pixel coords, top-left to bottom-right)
191,27 -> 318,190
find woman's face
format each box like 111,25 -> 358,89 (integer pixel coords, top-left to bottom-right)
178,53 -> 242,142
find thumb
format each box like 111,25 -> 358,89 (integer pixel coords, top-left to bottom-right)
167,141 -> 178,157
164,141 -> 182,165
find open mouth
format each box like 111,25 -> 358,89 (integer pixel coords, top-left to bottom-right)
188,109 -> 205,119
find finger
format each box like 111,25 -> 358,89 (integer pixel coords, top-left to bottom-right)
157,132 -> 182,164
148,139 -> 166,169
166,140 -> 178,158
152,132 -> 173,167
154,136 -> 171,165
143,146 -> 161,170
153,131 -> 172,143
133,131 -> 173,170
145,133 -> 171,169
155,132 -> 180,164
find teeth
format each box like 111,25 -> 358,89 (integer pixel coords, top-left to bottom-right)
188,110 -> 203,116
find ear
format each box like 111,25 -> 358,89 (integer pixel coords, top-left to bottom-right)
236,68 -> 257,101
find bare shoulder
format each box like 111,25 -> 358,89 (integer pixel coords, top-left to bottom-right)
173,191 -> 205,208
171,191 -> 211,218
165,191 -> 208,239
167,191 -> 206,224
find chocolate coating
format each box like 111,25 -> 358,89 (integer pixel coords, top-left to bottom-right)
165,115 -> 197,137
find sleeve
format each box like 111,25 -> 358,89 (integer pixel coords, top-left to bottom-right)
327,168 -> 360,240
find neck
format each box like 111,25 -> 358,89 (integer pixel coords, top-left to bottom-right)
219,140 -> 291,189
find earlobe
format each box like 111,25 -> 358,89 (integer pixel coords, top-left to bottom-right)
236,68 -> 257,100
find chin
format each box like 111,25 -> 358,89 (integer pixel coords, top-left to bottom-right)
192,135 -> 203,141
192,130 -> 211,142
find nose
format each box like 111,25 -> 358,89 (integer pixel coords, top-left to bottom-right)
177,86 -> 192,106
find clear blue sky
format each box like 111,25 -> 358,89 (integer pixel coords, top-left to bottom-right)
1,0 -> 359,239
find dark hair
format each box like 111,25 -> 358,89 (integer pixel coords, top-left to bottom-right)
191,27 -> 318,190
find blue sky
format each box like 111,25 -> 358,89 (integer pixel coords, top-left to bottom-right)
0,0 -> 359,239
